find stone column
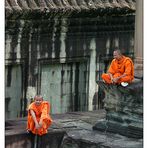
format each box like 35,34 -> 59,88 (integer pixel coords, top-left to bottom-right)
60,18 -> 68,63
26,30 -> 36,105
134,0 -> 143,78
88,38 -> 97,110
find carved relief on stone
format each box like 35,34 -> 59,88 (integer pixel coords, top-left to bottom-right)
5,0 -> 13,10
17,0 -> 30,10
76,0 -> 89,10
5,0 -> 13,17
67,0 -> 81,11
45,0 -> 57,11
93,0 -> 105,9
9,0 -> 22,11
111,0 -> 121,9
37,0 -> 49,11
118,0 -> 130,10
127,0 -> 136,10
86,0 -> 96,10
27,0 -> 39,10
103,0 -> 113,9
53,0 -> 64,10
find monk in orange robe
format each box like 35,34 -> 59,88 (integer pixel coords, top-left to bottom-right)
101,50 -> 134,85
27,95 -> 52,136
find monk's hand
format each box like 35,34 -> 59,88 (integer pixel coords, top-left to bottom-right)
35,122 -> 41,129
113,77 -> 119,83
111,77 -> 114,83
109,73 -> 114,83
39,120 -> 43,127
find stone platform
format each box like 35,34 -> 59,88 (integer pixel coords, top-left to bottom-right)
6,109 -> 143,148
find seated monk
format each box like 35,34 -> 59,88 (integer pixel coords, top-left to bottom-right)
101,49 -> 134,86
27,95 -> 52,136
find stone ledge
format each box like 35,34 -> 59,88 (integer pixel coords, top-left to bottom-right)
5,110 -> 105,148
5,110 -> 143,148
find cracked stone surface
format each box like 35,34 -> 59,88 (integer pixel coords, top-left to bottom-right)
6,109 -> 142,148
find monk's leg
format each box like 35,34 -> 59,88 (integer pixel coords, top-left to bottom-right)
112,73 -> 122,84
101,73 -> 112,84
27,131 -> 35,148
118,76 -> 132,84
38,134 -> 46,148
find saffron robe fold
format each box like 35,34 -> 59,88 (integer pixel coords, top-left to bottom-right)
102,56 -> 134,84
27,101 -> 52,136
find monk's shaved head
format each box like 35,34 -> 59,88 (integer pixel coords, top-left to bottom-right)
114,49 -> 122,55
34,95 -> 43,100
113,49 -> 122,60
34,95 -> 43,105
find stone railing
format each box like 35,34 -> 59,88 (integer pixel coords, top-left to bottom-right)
93,80 -> 143,139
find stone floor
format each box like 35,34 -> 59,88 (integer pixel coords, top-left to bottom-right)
5,109 -> 143,148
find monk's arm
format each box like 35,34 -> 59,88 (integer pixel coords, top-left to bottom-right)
108,60 -> 116,83
39,103 -> 49,126
111,73 -> 126,83
118,73 -> 127,79
30,110 -> 41,129
108,73 -> 114,83
124,60 -> 133,76
108,60 -> 116,75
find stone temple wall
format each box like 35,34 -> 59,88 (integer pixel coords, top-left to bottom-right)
5,0 -> 136,119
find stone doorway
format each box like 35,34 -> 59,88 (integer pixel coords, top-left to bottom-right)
39,61 -> 89,114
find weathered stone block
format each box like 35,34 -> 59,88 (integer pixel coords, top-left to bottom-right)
93,80 -> 143,139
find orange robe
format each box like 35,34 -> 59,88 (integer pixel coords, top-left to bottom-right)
101,56 -> 134,84
27,101 -> 52,136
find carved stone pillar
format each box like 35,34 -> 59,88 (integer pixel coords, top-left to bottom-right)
134,0 -> 143,78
